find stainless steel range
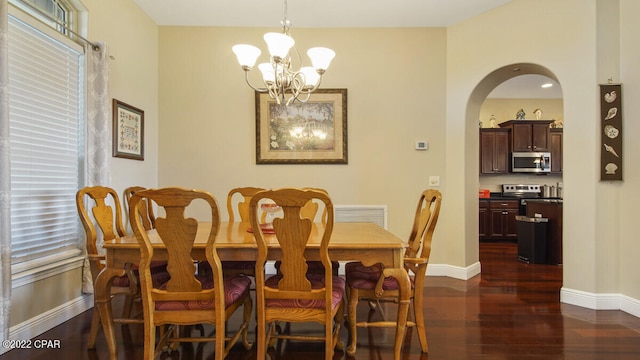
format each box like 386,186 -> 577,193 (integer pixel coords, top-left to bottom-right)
502,184 -> 541,215
502,184 -> 541,198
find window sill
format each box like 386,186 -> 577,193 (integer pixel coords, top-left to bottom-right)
11,249 -> 85,289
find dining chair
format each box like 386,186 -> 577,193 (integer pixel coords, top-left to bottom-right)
220,186 -> 266,277
76,186 -> 144,349
249,188 -> 345,360
124,186 -> 155,230
273,187 -> 338,276
344,189 -> 442,356
124,186 -> 171,292
129,187 -> 252,359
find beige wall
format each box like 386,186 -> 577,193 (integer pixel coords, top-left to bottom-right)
618,0 -> 640,304
9,0 -> 159,328
448,0 -> 640,309
157,27 -> 448,247
85,0 -> 159,195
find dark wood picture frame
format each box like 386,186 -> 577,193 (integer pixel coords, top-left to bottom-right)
599,84 -> 622,181
112,99 -> 144,161
255,88 -> 348,164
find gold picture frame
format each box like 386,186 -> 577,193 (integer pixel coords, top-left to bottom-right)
255,89 -> 348,164
112,99 -> 144,161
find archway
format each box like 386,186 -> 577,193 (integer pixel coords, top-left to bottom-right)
466,62 -> 563,276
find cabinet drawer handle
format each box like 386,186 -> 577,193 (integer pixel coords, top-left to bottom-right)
500,203 -> 508,206
502,211 -> 508,215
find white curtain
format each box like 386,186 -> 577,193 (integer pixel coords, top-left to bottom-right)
82,42 -> 111,294
0,0 -> 12,343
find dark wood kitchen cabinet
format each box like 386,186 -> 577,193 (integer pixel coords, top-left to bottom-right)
481,199 -> 519,240
479,199 -> 489,239
500,120 -> 553,152
480,128 -> 510,174
550,128 -> 563,173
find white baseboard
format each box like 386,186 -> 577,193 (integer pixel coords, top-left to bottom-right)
426,261 -> 481,280
1,295 -> 93,356
561,287 -> 640,318
621,294 -> 640,318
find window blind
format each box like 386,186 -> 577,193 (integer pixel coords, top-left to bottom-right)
8,14 -> 84,265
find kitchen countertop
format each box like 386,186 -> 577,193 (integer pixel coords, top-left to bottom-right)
523,198 -> 563,204
479,193 -> 563,202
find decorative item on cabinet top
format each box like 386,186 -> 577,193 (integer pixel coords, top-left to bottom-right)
599,83 -> 622,181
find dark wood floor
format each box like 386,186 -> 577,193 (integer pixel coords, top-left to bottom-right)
2,242 -> 640,359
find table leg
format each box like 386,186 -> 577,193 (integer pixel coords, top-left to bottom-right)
93,267 -> 126,360
381,267 -> 411,360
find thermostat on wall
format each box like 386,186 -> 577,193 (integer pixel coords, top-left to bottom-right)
415,141 -> 428,150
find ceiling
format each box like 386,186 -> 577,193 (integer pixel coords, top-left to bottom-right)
488,75 -> 562,99
132,0 -> 514,28
132,0 -> 561,99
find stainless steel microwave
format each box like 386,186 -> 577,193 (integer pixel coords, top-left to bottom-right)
512,152 -> 551,173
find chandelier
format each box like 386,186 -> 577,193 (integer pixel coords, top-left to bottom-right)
232,0 -> 335,106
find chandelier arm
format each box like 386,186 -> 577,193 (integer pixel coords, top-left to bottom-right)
285,75 -> 305,105
300,74 -> 324,94
242,71 -> 268,93
290,91 -> 312,105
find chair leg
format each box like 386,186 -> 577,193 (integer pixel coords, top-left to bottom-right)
256,318 -> 267,359
346,288 -> 359,356
394,299 -> 411,360
413,296 -> 428,353
333,299 -> 345,351
87,308 -> 101,349
325,319 -> 333,360
241,295 -> 253,350
144,319 -> 157,360
122,294 -> 135,318
215,320 -> 226,360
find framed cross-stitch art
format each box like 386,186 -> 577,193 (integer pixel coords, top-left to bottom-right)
112,99 -> 144,161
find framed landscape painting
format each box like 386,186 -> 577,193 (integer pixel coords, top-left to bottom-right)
255,88 -> 347,164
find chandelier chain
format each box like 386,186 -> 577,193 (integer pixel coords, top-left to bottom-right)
281,0 -> 290,30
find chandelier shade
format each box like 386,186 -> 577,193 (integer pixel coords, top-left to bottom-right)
232,0 -> 335,106
232,44 -> 261,69
307,47 -> 336,72
263,32 -> 295,59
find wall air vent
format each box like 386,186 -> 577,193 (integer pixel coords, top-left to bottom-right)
334,205 -> 387,229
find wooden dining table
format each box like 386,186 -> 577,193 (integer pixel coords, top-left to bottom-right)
95,221 -> 411,360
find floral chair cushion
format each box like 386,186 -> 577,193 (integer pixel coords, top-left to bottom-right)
345,261 -> 415,291
154,275 -> 251,311
264,273 -> 345,310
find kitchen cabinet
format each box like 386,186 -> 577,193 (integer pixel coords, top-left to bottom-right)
500,120 -> 553,152
479,199 -> 489,239
481,199 -> 519,240
550,128 -> 563,173
479,129 -> 510,174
